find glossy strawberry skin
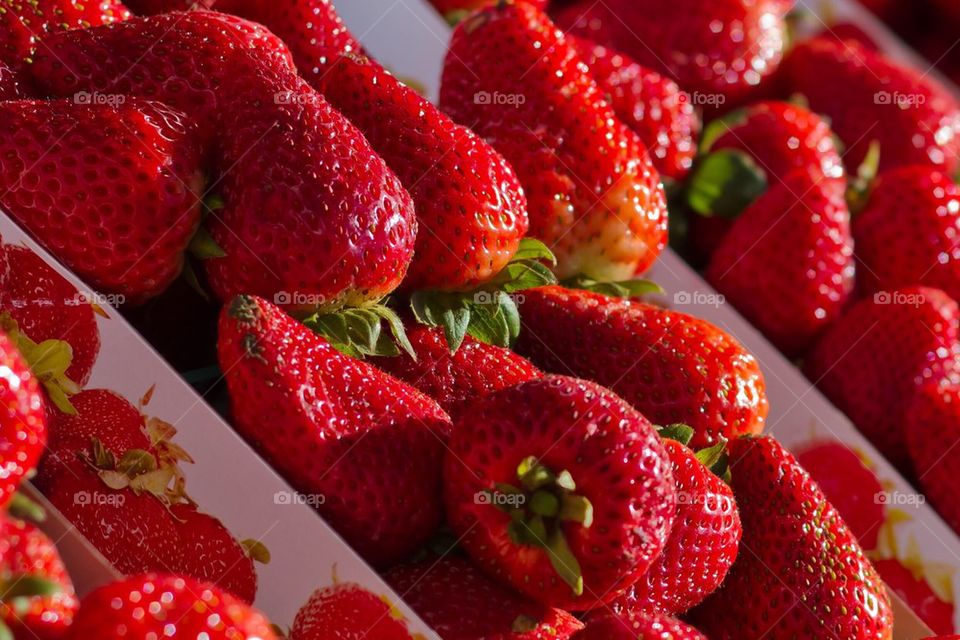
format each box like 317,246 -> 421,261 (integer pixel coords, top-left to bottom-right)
602,439 -> 741,617
0,99 -> 203,304
217,295 -> 450,567
0,61 -> 22,98
805,286 -> 960,470
0,330 -> 46,509
515,286 -> 768,449
574,612 -> 706,640
0,245 -> 101,387
551,0 -> 787,107
906,382 -> 960,537
370,324 -> 542,415
572,37 -> 698,182
385,556 -> 584,640
35,389 -> 258,602
854,166 -> 960,303
291,582 -> 415,640
315,55 -> 528,291
64,574 -> 277,640
690,436 -> 893,640
0,516 -> 79,639
441,2 -> 667,281
445,375 -> 676,611
706,170 -> 854,357
781,38 -> 960,175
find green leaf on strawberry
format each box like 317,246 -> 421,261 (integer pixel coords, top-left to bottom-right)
686,149 -> 768,219
0,313 -> 80,415
564,275 -> 664,299
303,301 -> 416,360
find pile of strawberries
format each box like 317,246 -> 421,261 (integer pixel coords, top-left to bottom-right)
0,0 -> 959,637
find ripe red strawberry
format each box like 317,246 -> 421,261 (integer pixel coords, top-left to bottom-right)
795,440 -> 885,550
690,436 -> 893,640
0,329 -> 46,510
428,0 -> 548,24
805,286 -> 960,469
35,389 -> 259,602
571,37 -> 698,182
781,37 -> 960,174
874,558 -> 956,636
30,11 -> 417,313
217,295 -> 450,567
0,99 -> 203,304
444,374 -> 676,610
371,324 -> 541,415
515,286 -> 768,449
600,431 -> 741,617
854,165 -> 960,303
574,612 -> 706,639
64,573 -> 277,639
440,2 -> 668,282
0,516 -> 79,639
0,0 -> 129,65
0,61 -> 22,99
0,245 -> 101,391
551,0 -> 788,107
705,169 -> 854,357
314,54 -> 528,292
291,581 -> 416,640
385,556 -> 584,639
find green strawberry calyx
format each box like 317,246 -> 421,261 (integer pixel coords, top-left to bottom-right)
0,570 -> 63,638
563,276 -> 664,300
0,313 -> 80,415
657,424 -> 731,483
846,140 -> 881,214
685,148 -> 768,220
482,455 -> 593,597
303,301 -> 416,361
410,238 -> 558,354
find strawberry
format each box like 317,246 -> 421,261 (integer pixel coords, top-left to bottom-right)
291,581 -> 415,640
690,436 -> 893,640
515,286 -> 768,449
0,244 -> 101,393
551,0 -> 788,107
574,612 -> 707,639
0,99 -> 203,304
0,61 -> 22,99
63,573 -> 277,639
0,328 -> 46,510
705,169 -> 854,356
34,388 -> 260,602
0,516 -> 79,639
571,37 -> 698,182
444,374 -> 676,610
371,324 -> 541,415
440,2 -> 668,282
874,558 -> 956,636
217,295 -> 450,567
313,54 -> 529,293
599,427 -> 741,617
905,382 -> 960,537
795,440 -> 885,551
805,286 -> 960,469
428,0 -> 548,24
781,37 -> 960,174
385,556 -> 584,639
30,12 -> 417,316
854,165 -> 960,303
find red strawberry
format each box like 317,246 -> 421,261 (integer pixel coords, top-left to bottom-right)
690,436 -> 893,640
705,169 -> 854,356
795,440 -> 885,550
217,295 -> 450,567
428,0 -> 548,24
63,573 -> 277,639
854,165 -> 960,303
515,286 -> 768,449
0,0 -> 129,65
371,324 -> 541,415
0,61 -> 22,99
571,37 -> 698,182
385,556 -> 584,639
781,37 -> 960,174
574,612 -> 707,639
805,286 -> 960,469
0,245 -> 101,392
551,0 -> 788,107
818,22 -> 881,51
600,430 -> 741,617
291,581 -> 415,640
440,2 -> 668,282
0,329 -> 46,509
314,54 -> 529,292
34,389 -> 260,602
444,374 -> 676,610
874,558 -> 956,636
0,99 -> 203,304
0,516 -> 79,639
